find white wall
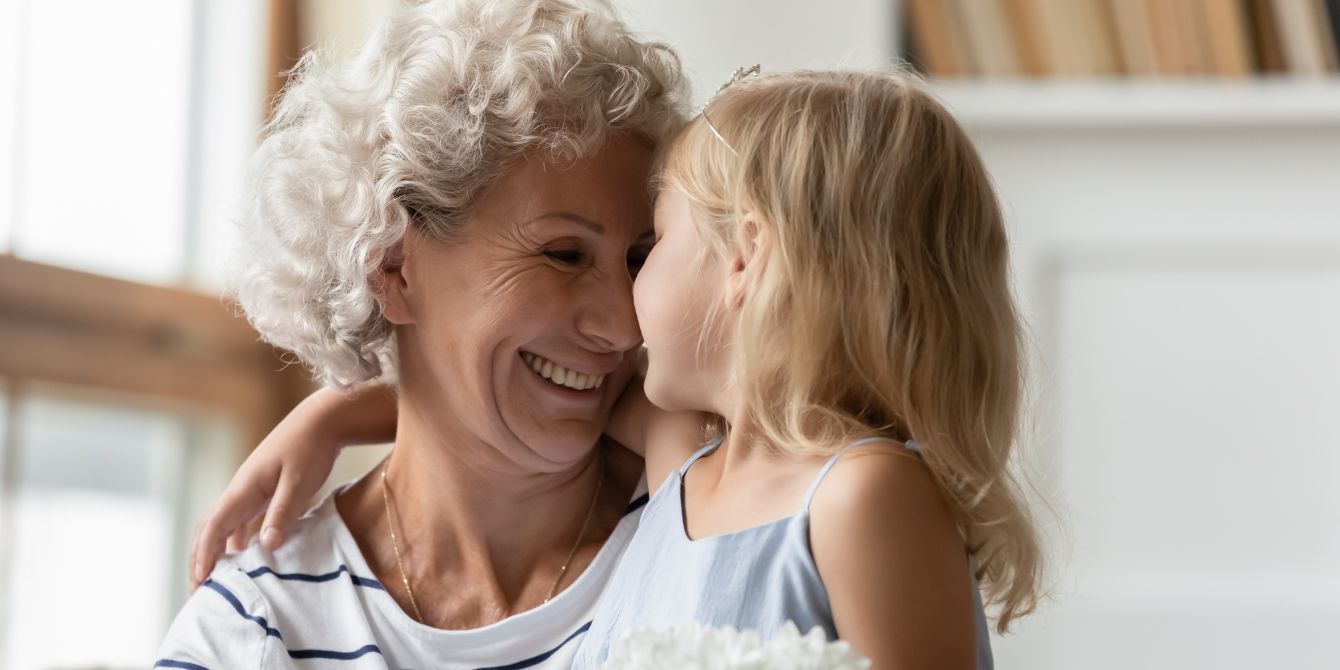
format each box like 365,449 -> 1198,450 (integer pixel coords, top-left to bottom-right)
612,0 -> 896,104
937,83 -> 1340,669
299,0 -> 403,62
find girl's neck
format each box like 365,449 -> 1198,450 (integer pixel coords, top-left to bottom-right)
712,412 -> 794,473
714,407 -> 868,476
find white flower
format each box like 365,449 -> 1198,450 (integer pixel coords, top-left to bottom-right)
601,621 -> 872,670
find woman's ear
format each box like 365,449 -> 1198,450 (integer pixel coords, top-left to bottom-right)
724,213 -> 771,311
373,227 -> 420,325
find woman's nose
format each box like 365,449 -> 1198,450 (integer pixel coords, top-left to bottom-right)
576,272 -> 642,352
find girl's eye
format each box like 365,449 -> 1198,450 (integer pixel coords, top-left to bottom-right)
544,250 -> 586,265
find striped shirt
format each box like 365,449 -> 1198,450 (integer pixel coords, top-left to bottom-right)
156,478 -> 648,670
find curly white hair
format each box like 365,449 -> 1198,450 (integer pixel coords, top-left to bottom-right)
232,0 -> 687,389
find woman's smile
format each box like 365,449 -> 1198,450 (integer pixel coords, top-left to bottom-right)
521,351 -> 609,392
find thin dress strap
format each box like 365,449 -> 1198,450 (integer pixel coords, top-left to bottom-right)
801,437 -> 919,511
677,437 -> 725,477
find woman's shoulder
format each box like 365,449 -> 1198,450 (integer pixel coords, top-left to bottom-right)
240,489 -> 353,571
198,491 -> 355,603
159,548 -> 280,667
159,492 -> 379,668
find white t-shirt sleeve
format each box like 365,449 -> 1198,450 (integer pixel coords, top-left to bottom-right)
155,561 -> 290,669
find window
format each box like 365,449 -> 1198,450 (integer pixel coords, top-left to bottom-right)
0,2 -> 310,667
0,385 -> 239,669
2,0 -> 264,289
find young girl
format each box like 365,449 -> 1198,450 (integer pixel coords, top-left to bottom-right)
192,68 -> 1040,668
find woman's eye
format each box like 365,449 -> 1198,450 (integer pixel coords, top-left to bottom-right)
627,246 -> 653,277
544,250 -> 586,265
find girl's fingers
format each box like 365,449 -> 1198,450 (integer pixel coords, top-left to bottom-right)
190,483 -> 267,586
226,525 -> 249,553
259,470 -> 304,551
189,516 -> 207,591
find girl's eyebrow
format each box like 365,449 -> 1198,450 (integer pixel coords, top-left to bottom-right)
635,229 -> 655,243
523,211 -> 605,235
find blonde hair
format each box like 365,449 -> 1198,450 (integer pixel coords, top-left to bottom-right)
233,0 -> 687,388
661,69 -> 1040,632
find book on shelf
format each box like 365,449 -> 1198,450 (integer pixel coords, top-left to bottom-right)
1250,0 -> 1288,72
1145,0 -> 1189,75
955,0 -> 1019,76
1203,0 -> 1254,77
1001,0 -> 1052,75
1316,0 -> 1340,69
902,0 -> 1340,79
1328,1 -> 1340,54
905,0 -> 970,77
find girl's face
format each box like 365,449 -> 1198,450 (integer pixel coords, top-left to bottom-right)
633,188 -> 729,413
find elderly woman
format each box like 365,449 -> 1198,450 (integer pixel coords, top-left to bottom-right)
157,0 -> 685,667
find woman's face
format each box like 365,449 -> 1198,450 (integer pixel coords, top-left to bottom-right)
390,134 -> 655,472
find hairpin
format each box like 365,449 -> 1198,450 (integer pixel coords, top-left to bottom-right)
708,63 -> 761,105
700,64 -> 761,156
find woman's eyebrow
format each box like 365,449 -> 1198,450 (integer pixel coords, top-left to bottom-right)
523,211 -> 605,234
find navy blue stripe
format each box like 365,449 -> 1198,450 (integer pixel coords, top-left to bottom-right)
204,577 -> 384,663
246,564 -> 385,590
288,643 -> 382,660
154,660 -> 209,670
476,621 -> 592,670
202,579 -> 282,639
625,493 -> 649,515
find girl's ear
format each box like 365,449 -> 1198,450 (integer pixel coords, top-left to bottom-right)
373,227 -> 420,326
724,213 -> 771,311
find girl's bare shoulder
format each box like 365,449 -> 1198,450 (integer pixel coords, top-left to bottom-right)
807,439 -> 957,548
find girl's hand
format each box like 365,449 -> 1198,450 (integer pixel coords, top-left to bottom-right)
187,385 -> 398,590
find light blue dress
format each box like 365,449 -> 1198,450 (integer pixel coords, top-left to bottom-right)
570,437 -> 995,669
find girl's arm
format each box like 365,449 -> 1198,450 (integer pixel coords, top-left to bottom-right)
190,361 -> 710,589
188,385 -> 397,589
810,445 -> 978,670
602,374 -> 712,491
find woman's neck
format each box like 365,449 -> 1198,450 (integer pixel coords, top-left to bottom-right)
336,395 -> 634,628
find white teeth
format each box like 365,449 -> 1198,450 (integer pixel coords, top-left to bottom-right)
521,352 -> 605,391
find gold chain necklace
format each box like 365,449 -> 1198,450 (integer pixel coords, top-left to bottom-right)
379,457 -> 604,624
380,463 -> 425,622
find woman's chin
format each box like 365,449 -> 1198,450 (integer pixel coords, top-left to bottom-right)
513,420 -> 605,466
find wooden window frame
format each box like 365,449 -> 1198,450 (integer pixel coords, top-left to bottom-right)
0,255 -> 311,448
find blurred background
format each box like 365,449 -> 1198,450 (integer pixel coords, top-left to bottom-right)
0,0 -> 1337,668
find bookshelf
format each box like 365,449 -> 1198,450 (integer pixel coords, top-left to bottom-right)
897,0 -> 1340,129
901,0 -> 1340,80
